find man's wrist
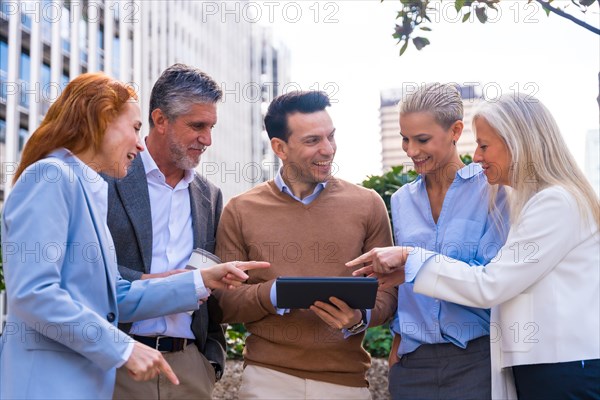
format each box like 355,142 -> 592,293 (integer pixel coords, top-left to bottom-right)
346,309 -> 367,333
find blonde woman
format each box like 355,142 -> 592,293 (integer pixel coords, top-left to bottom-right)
349,94 -> 600,399
374,83 -> 509,399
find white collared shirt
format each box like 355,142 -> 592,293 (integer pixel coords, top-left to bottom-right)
130,149 -> 207,339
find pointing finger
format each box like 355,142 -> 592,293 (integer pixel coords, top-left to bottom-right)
158,357 -> 179,385
352,265 -> 374,276
236,261 -> 271,272
345,251 -> 374,267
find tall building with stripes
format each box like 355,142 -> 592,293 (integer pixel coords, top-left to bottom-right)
0,0 -> 290,201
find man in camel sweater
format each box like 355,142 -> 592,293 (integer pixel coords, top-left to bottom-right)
213,91 -> 397,399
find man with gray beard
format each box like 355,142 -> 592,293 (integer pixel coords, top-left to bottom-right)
105,64 -> 227,400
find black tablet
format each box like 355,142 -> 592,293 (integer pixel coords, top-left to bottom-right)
276,277 -> 378,309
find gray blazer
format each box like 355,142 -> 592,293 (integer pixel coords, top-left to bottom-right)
104,155 -> 226,372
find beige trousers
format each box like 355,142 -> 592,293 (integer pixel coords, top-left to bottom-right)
113,342 -> 216,400
238,364 -> 371,400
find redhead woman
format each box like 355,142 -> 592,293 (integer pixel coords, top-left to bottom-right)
0,73 -> 267,399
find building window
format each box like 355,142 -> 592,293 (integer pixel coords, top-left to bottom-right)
19,53 -> 31,108
79,15 -> 88,64
1,0 -> 12,19
98,27 -> 104,70
19,128 -> 29,151
0,119 -> 6,143
112,36 -> 120,77
41,0 -> 52,41
41,64 -> 51,115
0,40 -> 7,101
61,5 -> 71,53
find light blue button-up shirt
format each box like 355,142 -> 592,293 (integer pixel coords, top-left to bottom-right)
274,168 -> 327,205
390,163 -> 509,356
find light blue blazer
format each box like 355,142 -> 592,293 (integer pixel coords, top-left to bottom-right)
0,150 -> 200,399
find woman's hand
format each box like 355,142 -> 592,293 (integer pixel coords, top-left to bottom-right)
373,269 -> 406,289
125,342 -> 179,384
346,246 -> 413,276
200,261 -> 270,290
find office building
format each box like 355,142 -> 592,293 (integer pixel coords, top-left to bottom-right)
0,0 -> 290,201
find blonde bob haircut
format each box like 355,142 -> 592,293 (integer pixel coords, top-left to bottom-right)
473,94 -> 599,228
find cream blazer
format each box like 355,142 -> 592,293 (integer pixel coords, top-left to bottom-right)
412,186 -> 600,399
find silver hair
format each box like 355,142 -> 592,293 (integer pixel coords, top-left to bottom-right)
474,94 -> 599,228
148,63 -> 222,127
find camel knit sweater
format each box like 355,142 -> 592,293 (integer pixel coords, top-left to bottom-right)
213,179 -> 397,387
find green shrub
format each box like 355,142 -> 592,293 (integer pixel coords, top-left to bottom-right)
361,165 -> 418,223
226,323 -> 248,359
363,325 -> 393,358
226,322 -> 394,359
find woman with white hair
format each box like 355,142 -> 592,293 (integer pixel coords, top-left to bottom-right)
349,94 -> 600,399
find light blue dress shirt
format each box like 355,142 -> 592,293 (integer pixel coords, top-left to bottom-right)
274,168 -> 327,205
390,163 -> 509,356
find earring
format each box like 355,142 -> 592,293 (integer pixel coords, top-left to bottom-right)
452,140 -> 456,146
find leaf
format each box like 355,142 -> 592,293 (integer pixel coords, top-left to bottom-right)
543,5 -> 552,16
394,22 -> 413,40
455,0 -> 466,12
420,26 -> 432,31
399,40 -> 409,56
462,11 -> 471,22
475,6 -> 488,23
412,36 -> 430,50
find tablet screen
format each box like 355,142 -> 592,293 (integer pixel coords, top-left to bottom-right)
276,276 -> 378,309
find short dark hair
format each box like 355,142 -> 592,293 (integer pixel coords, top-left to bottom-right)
264,91 -> 331,141
148,63 -> 222,127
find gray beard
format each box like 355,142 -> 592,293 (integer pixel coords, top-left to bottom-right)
167,135 -> 201,171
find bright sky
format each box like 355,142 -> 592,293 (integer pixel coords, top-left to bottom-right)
254,0 -> 599,183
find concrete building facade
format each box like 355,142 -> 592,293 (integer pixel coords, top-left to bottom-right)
0,0 -> 290,201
